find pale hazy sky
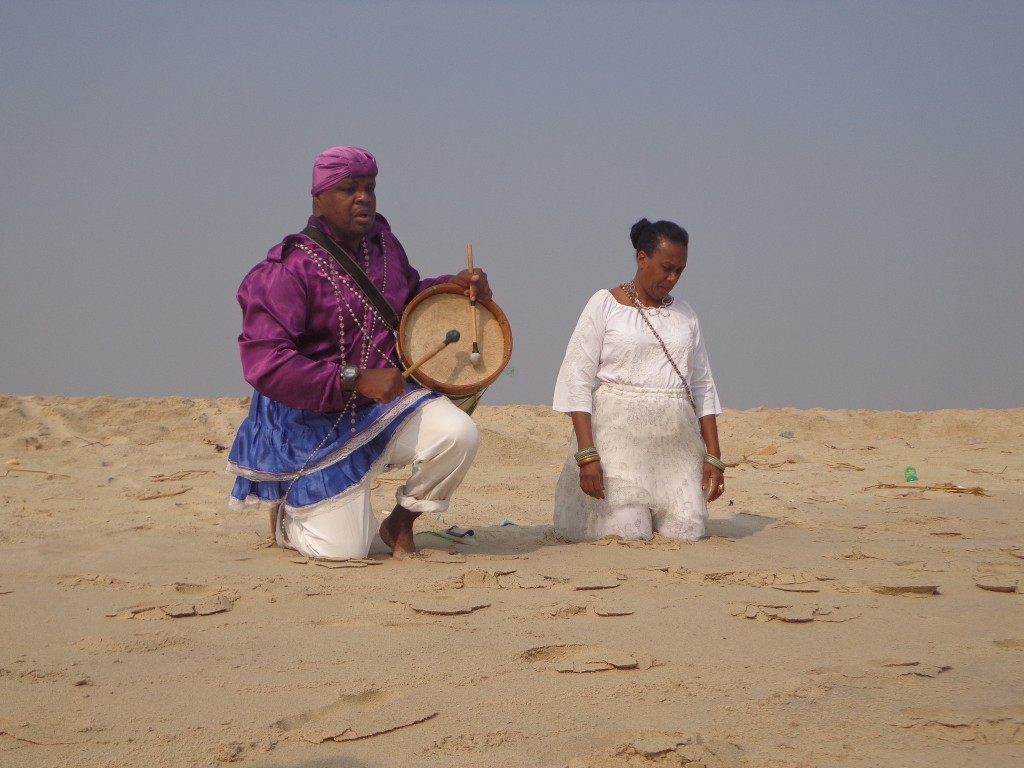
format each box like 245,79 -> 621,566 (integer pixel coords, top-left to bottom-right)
2,1 -> 1022,411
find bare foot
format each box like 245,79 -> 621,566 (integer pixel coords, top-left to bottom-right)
378,505 -> 421,559
391,524 -> 418,560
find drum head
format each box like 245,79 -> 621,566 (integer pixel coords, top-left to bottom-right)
399,284 -> 513,397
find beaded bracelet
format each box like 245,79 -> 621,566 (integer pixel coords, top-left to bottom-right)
577,455 -> 602,467
703,453 -> 726,471
574,446 -> 599,463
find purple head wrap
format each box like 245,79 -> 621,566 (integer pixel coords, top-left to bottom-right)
310,146 -> 378,195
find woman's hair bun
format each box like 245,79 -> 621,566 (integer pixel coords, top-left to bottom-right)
629,218 -> 689,255
629,218 -> 652,249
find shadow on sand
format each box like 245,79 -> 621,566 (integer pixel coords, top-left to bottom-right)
705,512 -> 775,539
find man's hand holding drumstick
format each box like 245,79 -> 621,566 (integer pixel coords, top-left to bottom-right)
356,330 -> 461,404
359,247 -> 491,406
451,261 -> 491,303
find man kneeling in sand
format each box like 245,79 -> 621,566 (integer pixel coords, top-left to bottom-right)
225,146 -> 489,559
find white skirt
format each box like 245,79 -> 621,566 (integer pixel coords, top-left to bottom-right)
553,383 -> 708,542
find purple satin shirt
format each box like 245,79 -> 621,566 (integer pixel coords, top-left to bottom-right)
237,215 -> 452,413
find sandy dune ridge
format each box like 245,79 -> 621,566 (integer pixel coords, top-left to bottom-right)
1,394 -> 1022,767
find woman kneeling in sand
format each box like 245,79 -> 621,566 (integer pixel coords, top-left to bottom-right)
551,218 -> 725,542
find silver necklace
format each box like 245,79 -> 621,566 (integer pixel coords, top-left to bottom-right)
622,280 -> 672,316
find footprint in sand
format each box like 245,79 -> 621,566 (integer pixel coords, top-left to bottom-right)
567,732 -> 742,767
519,643 -> 653,673
76,634 -> 190,654
57,574 -> 136,590
423,731 -> 517,756
993,638 -> 1024,650
459,568 -> 551,589
105,584 -> 239,619
274,688 -> 437,743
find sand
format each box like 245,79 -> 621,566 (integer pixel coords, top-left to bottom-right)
1,394 -> 1023,767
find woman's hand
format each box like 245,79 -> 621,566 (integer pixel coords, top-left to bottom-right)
354,368 -> 405,404
451,268 -> 491,303
702,464 -> 725,503
579,460 -> 605,499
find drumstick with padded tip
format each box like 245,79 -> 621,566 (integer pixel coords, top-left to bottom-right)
467,244 -> 481,365
403,330 -> 461,379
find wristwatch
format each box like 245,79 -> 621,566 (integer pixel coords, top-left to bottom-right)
341,365 -> 360,392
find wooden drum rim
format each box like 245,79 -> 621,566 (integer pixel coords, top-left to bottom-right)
398,283 -> 513,397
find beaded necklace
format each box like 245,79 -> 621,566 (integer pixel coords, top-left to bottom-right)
295,237 -> 395,366
295,234 -> 394,437
275,234 -> 394,542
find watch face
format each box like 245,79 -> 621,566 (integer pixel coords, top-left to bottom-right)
343,366 -> 358,389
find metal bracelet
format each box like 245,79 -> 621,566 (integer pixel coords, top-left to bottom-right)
703,454 -> 726,471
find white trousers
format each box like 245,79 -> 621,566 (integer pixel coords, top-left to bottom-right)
279,397 -> 479,560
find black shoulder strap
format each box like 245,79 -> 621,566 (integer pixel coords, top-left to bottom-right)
300,226 -> 400,332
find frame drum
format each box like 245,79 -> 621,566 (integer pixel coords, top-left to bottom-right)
398,284 -> 513,411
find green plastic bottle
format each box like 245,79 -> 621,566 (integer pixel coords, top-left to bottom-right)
904,466 -> 918,482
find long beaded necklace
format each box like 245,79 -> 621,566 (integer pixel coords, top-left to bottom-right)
291,235 -> 393,446
295,237 -> 395,368
621,280 -> 696,412
276,235 -> 394,542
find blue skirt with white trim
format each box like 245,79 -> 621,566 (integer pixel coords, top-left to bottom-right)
227,386 -> 439,509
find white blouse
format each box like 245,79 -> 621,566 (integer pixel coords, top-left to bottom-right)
552,290 -> 722,419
